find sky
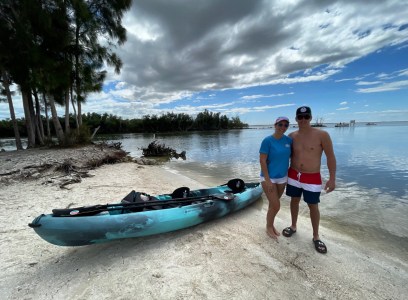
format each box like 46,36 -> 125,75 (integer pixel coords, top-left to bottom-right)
1,0 -> 408,125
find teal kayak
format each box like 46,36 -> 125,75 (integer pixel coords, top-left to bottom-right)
29,180 -> 263,246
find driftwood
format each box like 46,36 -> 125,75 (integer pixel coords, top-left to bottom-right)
0,170 -> 20,176
141,140 -> 186,160
91,126 -> 101,140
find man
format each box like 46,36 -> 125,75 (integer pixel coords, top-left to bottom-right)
282,106 -> 336,254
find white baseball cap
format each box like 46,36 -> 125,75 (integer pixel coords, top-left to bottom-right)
275,116 -> 289,124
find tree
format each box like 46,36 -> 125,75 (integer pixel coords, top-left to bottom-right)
69,0 -> 131,126
0,0 -> 132,147
0,69 -> 23,149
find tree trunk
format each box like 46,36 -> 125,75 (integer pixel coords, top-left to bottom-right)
36,94 -> 45,140
43,93 -> 51,138
78,100 -> 82,126
48,95 -> 65,144
27,91 -> 39,146
75,21 -> 83,127
1,70 -> 23,150
70,85 -> 79,130
64,90 -> 70,134
33,90 -> 44,145
21,90 -> 35,148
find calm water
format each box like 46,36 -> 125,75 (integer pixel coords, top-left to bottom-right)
101,122 -> 408,256
88,122 -> 408,198
1,122 -> 408,253
2,122 -> 407,200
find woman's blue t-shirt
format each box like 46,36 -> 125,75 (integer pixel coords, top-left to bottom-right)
259,135 -> 292,179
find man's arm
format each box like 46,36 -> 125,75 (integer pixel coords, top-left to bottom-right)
321,132 -> 336,193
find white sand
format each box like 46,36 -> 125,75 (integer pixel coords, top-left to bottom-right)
0,148 -> 407,299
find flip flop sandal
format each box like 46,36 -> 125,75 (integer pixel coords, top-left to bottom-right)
282,227 -> 296,237
313,239 -> 327,254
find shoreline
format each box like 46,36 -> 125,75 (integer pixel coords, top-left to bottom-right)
0,147 -> 407,299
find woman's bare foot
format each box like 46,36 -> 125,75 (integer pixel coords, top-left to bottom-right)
266,228 -> 279,242
273,227 -> 281,236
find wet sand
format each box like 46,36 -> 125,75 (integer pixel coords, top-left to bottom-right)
0,147 -> 407,299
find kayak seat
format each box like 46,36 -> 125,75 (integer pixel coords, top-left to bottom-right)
121,190 -> 161,211
224,178 -> 246,194
122,190 -> 152,203
161,187 -> 191,208
171,187 -> 191,199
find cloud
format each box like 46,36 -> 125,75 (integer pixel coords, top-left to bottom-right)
336,107 -> 350,111
114,0 -> 408,105
339,101 -> 348,105
241,92 -> 294,100
356,80 -> 408,93
355,109 -> 408,115
356,81 -> 382,86
2,1 -> 408,122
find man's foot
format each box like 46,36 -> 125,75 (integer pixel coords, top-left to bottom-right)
273,227 -> 281,236
282,227 -> 296,237
313,239 -> 327,254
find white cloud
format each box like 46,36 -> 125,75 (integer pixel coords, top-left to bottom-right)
336,107 -> 350,111
340,101 -> 348,105
113,0 -> 408,105
356,80 -> 408,93
241,92 -> 294,100
356,81 -> 382,86
355,109 -> 408,115
2,0 -> 408,123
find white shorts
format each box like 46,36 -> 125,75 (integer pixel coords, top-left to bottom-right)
260,176 -> 288,185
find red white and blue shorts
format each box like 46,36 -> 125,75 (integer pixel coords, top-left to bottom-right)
286,167 -> 322,204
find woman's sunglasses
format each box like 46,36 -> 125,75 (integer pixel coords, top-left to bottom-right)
297,114 -> 311,120
277,123 -> 289,128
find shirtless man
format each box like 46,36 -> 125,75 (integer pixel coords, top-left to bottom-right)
282,106 -> 336,254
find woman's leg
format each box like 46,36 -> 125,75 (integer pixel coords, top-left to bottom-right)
262,181 -> 281,240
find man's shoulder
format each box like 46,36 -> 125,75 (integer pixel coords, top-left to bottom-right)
311,127 -> 329,136
288,130 -> 298,138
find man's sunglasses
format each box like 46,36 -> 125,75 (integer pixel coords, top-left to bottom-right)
277,123 -> 289,128
297,114 -> 311,120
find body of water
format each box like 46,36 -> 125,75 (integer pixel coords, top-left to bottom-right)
101,122 -> 408,258
1,122 -> 408,256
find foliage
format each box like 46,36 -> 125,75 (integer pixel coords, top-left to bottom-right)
0,0 -> 131,147
64,124 -> 91,145
0,110 -> 248,138
141,140 -> 175,157
140,140 -> 187,160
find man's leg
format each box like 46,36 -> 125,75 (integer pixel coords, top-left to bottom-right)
308,203 -> 327,253
283,182 -> 302,237
308,203 -> 320,240
290,197 -> 301,230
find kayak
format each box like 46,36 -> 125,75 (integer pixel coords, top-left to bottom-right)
29,179 -> 263,246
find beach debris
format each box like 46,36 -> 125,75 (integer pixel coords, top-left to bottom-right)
133,157 -> 159,165
141,140 -> 186,160
0,143 -> 128,187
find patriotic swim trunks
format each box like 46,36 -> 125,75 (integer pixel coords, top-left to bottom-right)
286,167 -> 322,204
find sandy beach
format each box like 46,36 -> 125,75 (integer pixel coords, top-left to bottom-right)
0,146 -> 407,299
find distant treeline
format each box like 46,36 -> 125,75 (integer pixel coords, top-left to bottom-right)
0,110 -> 248,138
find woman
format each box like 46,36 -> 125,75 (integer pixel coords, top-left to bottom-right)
259,116 -> 292,241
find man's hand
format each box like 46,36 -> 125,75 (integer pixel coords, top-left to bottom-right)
324,178 -> 335,193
